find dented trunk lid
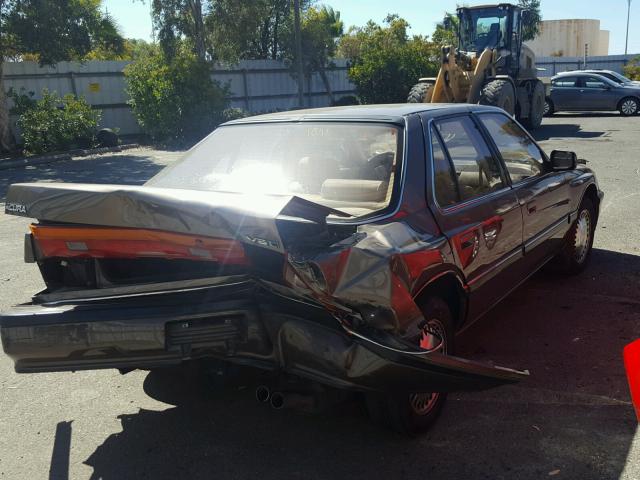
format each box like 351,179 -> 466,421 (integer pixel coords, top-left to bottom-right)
5,182 -> 350,253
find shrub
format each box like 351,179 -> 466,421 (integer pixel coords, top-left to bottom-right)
124,45 -> 231,142
8,88 -> 100,154
332,95 -> 360,106
623,56 -> 640,81
222,107 -> 250,122
339,16 -> 439,104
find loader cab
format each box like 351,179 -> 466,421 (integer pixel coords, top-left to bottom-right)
457,4 -> 525,77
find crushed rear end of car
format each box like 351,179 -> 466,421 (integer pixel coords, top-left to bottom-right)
1,182 -> 528,393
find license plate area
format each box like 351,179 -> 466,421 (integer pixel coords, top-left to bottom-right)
165,311 -> 250,356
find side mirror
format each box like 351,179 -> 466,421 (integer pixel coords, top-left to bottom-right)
521,10 -> 531,25
550,150 -> 577,170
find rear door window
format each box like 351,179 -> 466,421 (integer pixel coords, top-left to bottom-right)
479,113 -> 544,183
434,116 -> 506,202
582,76 -> 609,89
552,77 -> 577,87
430,126 -> 460,207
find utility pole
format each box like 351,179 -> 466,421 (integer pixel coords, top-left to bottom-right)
626,0 -> 632,55
293,0 -> 305,108
584,43 -> 588,69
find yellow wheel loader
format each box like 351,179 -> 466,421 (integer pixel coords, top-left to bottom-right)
408,3 -> 545,129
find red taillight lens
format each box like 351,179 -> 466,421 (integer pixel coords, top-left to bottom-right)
30,225 -> 249,265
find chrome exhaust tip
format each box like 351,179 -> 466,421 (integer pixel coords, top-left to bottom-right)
255,385 -> 271,403
270,391 -> 285,410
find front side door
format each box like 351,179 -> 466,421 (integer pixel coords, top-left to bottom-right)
579,76 -> 621,110
424,114 -> 524,321
476,112 -> 573,266
550,76 -> 581,110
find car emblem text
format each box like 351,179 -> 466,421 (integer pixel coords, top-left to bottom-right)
5,203 -> 27,214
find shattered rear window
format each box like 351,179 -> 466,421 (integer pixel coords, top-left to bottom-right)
147,122 -> 402,218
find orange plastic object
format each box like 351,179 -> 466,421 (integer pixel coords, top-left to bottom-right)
623,339 -> 640,422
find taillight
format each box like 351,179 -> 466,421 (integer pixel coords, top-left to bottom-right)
30,225 -> 249,265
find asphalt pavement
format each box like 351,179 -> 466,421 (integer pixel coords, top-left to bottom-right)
0,116 -> 638,480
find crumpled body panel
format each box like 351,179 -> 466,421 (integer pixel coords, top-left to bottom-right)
2,182 -> 529,390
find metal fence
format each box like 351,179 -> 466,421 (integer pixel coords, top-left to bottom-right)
536,53 -> 639,76
3,59 -> 356,137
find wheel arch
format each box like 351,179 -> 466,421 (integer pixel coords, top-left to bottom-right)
413,271 -> 468,331
618,96 -> 640,113
581,182 -> 601,222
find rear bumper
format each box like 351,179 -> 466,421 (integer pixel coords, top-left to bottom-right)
0,279 -> 527,393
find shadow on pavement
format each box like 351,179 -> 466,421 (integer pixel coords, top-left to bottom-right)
82,248 -> 639,480
49,421 -> 72,480
552,112 -> 622,118
533,123 -> 606,141
0,154 -> 165,202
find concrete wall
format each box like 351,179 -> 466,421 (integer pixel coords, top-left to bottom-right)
4,59 -> 357,137
527,19 -> 610,57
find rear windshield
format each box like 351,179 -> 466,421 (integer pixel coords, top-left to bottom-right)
147,122 -> 401,217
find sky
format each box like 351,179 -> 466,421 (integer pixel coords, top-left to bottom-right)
104,0 -> 640,55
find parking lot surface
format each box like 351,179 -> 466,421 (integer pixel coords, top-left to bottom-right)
0,116 -> 638,479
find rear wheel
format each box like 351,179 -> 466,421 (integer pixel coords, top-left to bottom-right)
479,79 -> 516,115
365,297 -> 454,434
543,97 -> 554,116
619,97 -> 639,116
521,81 -> 545,129
407,81 -> 435,103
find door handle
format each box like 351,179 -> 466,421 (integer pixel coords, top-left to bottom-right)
527,203 -> 537,214
461,238 -> 476,249
459,230 -> 479,250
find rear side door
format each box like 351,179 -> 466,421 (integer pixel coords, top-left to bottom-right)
477,112 -> 573,266
550,76 -> 580,110
424,114 -> 524,321
579,76 -> 621,110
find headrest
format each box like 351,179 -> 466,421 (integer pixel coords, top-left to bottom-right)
321,179 -> 389,202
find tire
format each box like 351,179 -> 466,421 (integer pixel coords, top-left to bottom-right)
543,97 -> 554,116
521,81 -> 545,129
365,297 -> 454,434
554,197 -> 596,275
407,81 -> 434,103
479,79 -> 516,115
618,97 -> 639,116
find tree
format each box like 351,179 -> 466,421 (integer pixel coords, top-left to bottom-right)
151,0 -> 208,60
124,42 -> 229,142
85,38 -> 155,61
519,0 -> 542,42
431,13 -> 458,47
0,0 -> 124,152
151,0 -> 318,63
624,56 -> 640,81
339,15 -> 438,104
283,5 -> 343,103
206,0 -> 287,61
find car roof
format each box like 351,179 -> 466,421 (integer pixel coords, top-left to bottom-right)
223,103 -> 505,126
551,71 -> 613,80
554,70 -> 613,78
556,69 -> 615,74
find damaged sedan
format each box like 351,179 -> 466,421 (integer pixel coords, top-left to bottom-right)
0,104 -> 602,433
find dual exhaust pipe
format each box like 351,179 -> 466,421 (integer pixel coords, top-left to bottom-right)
255,385 -> 315,411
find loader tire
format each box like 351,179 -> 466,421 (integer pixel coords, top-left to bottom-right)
407,81 -> 434,103
521,80 -> 545,130
479,79 -> 515,115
